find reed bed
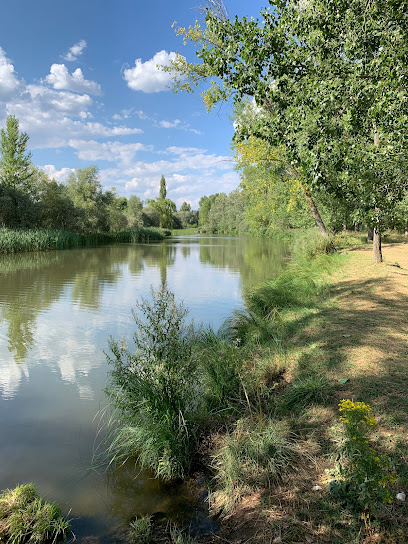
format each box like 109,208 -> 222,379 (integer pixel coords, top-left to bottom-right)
0,227 -> 166,254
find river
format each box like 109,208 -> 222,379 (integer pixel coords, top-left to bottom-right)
0,235 -> 288,542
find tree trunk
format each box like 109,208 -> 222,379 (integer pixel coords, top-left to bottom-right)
367,227 -> 374,242
373,228 -> 382,263
301,185 -> 329,236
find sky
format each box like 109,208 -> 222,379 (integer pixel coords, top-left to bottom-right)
0,0 -> 268,208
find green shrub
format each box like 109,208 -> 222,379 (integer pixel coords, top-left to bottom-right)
329,400 -> 396,512
0,227 -> 165,254
0,483 -> 70,544
105,286 -> 198,481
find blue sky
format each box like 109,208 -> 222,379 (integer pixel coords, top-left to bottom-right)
0,0 -> 267,208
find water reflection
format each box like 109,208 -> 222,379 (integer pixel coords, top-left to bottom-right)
0,236 -> 288,541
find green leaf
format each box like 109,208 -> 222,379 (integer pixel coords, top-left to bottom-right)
338,378 -> 349,384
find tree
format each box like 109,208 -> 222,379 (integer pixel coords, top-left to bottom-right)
198,194 -> 219,227
35,171 -> 82,231
66,166 -> 109,232
0,115 -> 34,193
168,0 -> 408,262
127,195 -> 144,227
148,175 -> 177,229
159,174 -> 167,199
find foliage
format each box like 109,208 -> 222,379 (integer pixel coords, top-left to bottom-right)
169,0 -> 408,257
66,165 -> 111,232
147,176 -> 177,229
0,115 -> 34,193
127,196 -> 144,228
195,329 -> 246,415
0,227 -> 165,254
105,285 -> 199,481
330,400 -> 397,511
0,483 -> 70,544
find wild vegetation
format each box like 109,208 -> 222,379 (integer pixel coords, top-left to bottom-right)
0,116 -> 198,248
0,226 -> 165,254
0,483 -> 70,544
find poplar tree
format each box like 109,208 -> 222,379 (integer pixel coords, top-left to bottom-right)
0,115 -> 34,192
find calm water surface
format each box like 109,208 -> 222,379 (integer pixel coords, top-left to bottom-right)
0,235 -> 288,542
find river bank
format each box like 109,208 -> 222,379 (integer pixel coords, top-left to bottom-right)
126,239 -> 408,544
183,241 -> 408,544
0,226 -> 167,254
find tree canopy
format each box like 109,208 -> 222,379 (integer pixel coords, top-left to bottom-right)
169,0 -> 408,261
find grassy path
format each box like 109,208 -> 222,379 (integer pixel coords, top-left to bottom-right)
206,243 -> 408,544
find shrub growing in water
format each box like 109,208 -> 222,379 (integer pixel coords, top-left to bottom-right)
105,285 -> 198,481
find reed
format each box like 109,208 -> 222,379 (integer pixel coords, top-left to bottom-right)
0,227 -> 166,254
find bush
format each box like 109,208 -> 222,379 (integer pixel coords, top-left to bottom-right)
0,483 -> 70,544
128,516 -> 152,544
329,400 -> 396,512
105,286 -> 199,481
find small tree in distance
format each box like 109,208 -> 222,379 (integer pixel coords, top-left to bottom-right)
0,115 -> 34,192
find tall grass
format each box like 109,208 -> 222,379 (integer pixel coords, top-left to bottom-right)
105,285 -> 199,481
0,483 -> 70,544
0,226 -> 166,254
211,418 -> 299,513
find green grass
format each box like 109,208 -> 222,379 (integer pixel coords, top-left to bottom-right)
170,227 -> 200,236
0,483 -> 70,544
211,418 -> 300,514
0,227 -> 166,254
128,516 -> 152,544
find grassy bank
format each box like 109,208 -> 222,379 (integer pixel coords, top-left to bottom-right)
0,226 -> 166,254
200,239 -> 408,544
170,227 -> 200,236
104,232 -> 408,543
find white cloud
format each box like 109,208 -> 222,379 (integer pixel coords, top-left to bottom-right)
68,139 -> 150,165
0,47 -> 20,100
41,165 -> 75,182
159,119 -> 181,129
166,146 -> 206,156
63,40 -> 87,62
26,84 -> 93,114
123,50 -> 178,93
45,64 -> 102,95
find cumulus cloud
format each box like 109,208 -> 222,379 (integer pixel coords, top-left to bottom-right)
68,139 -> 150,165
123,50 -> 178,93
0,47 -> 20,100
45,64 -> 102,95
63,40 -> 87,62
41,165 -> 75,182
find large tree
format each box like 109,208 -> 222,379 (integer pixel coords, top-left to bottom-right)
0,115 -> 34,192
169,0 -> 408,262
